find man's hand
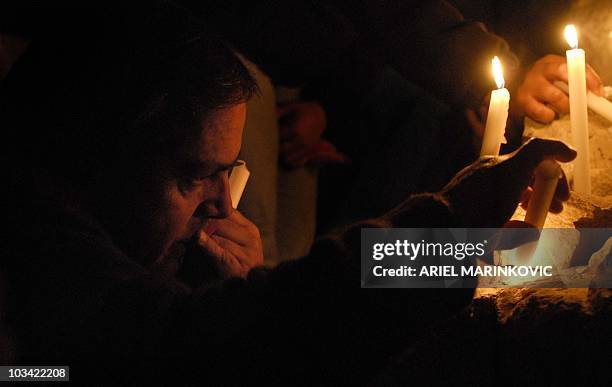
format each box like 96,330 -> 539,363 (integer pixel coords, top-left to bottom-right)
197,210 -> 264,279
519,168 -> 570,214
440,137 -> 577,227
278,101 -> 348,168
513,54 -> 603,123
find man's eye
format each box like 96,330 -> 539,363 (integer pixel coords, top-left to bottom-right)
180,169 -> 229,191
189,177 -> 206,185
178,176 -> 206,192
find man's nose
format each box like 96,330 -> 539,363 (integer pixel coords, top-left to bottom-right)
195,173 -> 233,219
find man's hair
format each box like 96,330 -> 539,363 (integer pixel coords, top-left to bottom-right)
3,6 -> 257,187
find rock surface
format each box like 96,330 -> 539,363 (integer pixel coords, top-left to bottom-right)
376,288 -> 611,386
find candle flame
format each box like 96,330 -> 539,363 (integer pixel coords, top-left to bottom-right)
564,24 -> 578,49
492,56 -> 504,89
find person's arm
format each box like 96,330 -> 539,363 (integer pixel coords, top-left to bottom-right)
168,192 -> 472,385
340,0 -> 518,109
191,0 -> 517,112
49,192 -> 467,384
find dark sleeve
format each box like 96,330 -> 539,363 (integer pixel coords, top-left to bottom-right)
166,193 -> 473,384
337,0 -> 519,109
193,0 -> 518,108
17,194 -> 471,384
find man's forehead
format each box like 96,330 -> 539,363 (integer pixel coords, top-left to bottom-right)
193,103 -> 246,168
197,126 -> 241,165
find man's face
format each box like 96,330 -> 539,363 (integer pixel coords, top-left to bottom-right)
109,103 -> 246,263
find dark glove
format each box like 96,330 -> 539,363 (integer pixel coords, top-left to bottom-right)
440,137 -> 576,228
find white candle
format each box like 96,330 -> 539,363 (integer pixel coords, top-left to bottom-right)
480,56 -> 510,157
229,160 -> 250,208
525,160 -> 561,229
513,160 -> 561,264
586,91 -> 612,123
554,81 -> 612,123
564,25 -> 591,195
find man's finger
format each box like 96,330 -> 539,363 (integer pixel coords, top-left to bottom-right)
586,64 -> 604,96
545,62 -> 568,84
206,212 -> 254,243
210,223 -> 250,246
199,231 -> 246,277
211,235 -> 248,262
535,83 -> 570,115
196,219 -> 217,236
541,54 -> 564,64
212,234 -> 262,274
198,230 -> 227,258
554,169 -> 570,201
557,62 -> 603,96
523,95 -> 556,123
225,209 -> 256,227
549,199 -> 564,214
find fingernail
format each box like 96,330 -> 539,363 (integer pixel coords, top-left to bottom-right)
198,229 -> 208,243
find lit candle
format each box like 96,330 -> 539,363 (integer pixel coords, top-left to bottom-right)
564,24 -> 591,195
480,56 -> 510,156
229,160 -> 250,208
524,160 -> 561,229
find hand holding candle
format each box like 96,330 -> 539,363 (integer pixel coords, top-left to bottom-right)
513,54 -> 603,124
480,56 -> 510,157
441,137 -> 576,228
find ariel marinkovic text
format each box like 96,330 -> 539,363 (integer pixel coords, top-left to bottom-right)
372,265 -> 554,277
